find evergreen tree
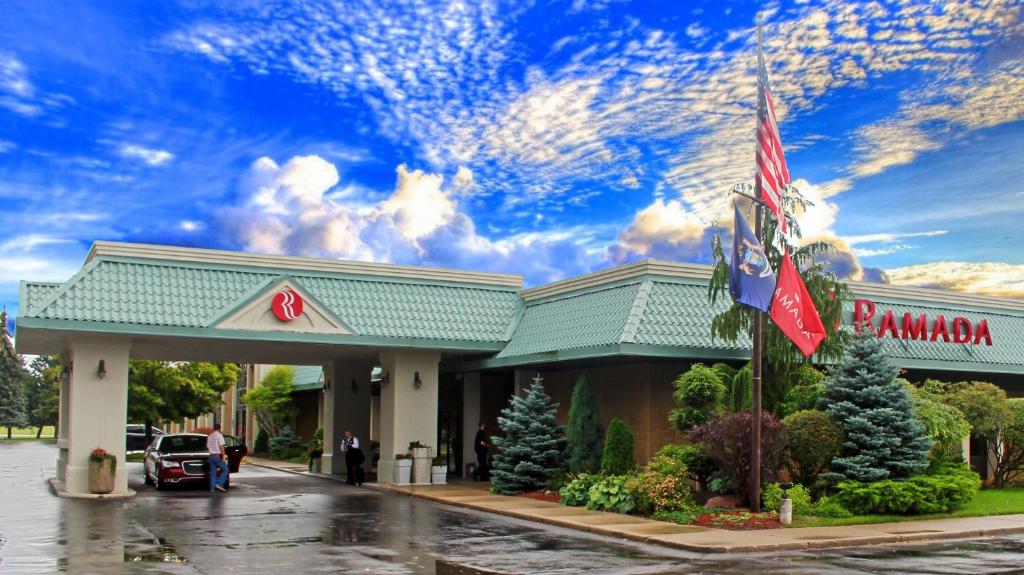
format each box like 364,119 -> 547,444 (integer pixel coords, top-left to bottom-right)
0,311 -> 29,437
822,330 -> 932,482
601,417 -> 635,475
26,356 -> 60,438
490,378 -> 565,495
668,363 -> 727,431
565,373 -> 603,473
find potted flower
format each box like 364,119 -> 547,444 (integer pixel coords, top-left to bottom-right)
431,455 -> 448,485
393,452 -> 413,485
88,447 -> 116,494
409,441 -> 432,485
307,428 -> 324,473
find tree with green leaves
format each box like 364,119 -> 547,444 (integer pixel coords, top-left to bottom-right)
490,378 -> 565,495
708,196 -> 850,414
669,363 -> 727,431
26,356 -> 60,438
821,330 -> 931,482
129,360 -> 239,443
906,383 -> 971,456
601,417 -> 635,475
242,365 -> 297,438
565,373 -> 603,474
0,311 -> 28,437
729,363 -> 752,412
780,364 -> 827,417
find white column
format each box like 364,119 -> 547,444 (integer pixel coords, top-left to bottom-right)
322,361 -> 373,476
378,350 -> 440,484
61,337 -> 131,496
462,373 -> 481,479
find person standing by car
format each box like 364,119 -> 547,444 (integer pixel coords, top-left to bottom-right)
473,421 -> 489,482
207,424 -> 229,493
340,430 -> 365,486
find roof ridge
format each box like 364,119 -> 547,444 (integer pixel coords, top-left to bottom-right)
618,280 -> 653,344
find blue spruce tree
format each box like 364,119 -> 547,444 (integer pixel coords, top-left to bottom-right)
823,329 -> 932,482
491,377 -> 565,495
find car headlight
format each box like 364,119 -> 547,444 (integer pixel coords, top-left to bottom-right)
161,460 -> 181,469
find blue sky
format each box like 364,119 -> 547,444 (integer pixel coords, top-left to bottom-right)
2,0 -> 1023,329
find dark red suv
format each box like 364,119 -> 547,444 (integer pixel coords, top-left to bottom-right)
143,433 -> 247,490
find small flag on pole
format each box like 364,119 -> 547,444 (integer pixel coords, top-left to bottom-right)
770,252 -> 826,357
729,205 -> 776,313
756,41 -> 790,233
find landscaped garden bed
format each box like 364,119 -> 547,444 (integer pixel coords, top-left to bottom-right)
519,490 -> 561,503
693,511 -> 781,530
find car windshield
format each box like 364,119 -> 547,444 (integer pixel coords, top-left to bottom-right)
160,436 -> 208,453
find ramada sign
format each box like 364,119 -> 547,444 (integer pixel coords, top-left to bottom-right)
853,299 -> 993,346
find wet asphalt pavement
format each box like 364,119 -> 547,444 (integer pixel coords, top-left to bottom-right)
3,442 -> 1024,574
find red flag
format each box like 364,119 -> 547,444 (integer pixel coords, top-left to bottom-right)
770,252 -> 825,357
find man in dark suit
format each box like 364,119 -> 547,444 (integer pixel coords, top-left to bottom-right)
341,430 -> 365,486
472,422 -> 489,482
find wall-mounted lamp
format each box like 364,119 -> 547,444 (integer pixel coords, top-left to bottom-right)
351,378 -> 359,394
381,371 -> 390,387
96,360 -> 107,379
413,371 -> 422,389
61,365 -> 71,383
322,378 -> 330,392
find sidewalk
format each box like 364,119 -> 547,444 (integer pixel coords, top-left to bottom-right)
245,458 -> 1024,553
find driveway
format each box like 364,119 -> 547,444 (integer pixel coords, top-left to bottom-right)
2,442 -> 1023,574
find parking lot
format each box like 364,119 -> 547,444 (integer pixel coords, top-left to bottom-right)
4,442 -> 1024,574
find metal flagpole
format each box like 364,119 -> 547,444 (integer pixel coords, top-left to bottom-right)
750,15 -> 765,514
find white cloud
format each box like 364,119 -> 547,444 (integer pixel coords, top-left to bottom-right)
118,144 -> 175,166
219,155 -> 601,285
453,165 -> 475,189
180,220 -> 202,232
0,52 -> 40,116
885,262 -> 1024,298
0,139 -> 14,153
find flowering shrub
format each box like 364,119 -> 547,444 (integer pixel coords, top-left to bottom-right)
89,448 -> 115,463
627,471 -> 694,515
693,511 -> 780,530
657,444 -> 716,492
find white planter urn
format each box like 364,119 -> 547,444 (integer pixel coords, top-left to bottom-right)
431,465 -> 448,485
413,456 -> 432,485
393,458 -> 413,485
412,447 -> 431,459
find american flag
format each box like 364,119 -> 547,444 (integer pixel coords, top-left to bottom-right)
756,42 -> 790,232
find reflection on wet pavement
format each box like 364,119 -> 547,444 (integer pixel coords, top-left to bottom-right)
3,442 -> 1024,574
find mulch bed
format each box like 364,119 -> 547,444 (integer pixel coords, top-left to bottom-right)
518,490 -> 562,503
693,510 -> 782,530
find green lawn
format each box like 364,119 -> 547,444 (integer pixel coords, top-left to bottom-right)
1,426 -> 56,439
791,489 -> 1024,527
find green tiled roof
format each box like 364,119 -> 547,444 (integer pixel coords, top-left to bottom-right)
497,283 -> 641,358
24,257 -> 521,343
22,282 -> 62,314
291,365 -> 324,392
495,278 -> 1024,370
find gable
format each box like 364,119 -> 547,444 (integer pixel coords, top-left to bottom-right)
212,278 -> 353,335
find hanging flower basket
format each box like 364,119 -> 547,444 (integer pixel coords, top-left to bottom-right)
88,448 -> 116,494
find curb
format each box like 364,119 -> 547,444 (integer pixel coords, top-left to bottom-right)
243,461 -> 1024,553
47,477 -> 138,500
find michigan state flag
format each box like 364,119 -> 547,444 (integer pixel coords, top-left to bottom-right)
729,205 -> 776,313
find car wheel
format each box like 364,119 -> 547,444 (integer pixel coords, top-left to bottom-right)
156,474 -> 166,491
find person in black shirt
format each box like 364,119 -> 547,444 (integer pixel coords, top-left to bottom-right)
472,422 -> 489,482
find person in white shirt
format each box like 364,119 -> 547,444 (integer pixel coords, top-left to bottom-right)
340,430 -> 365,485
207,424 -> 228,493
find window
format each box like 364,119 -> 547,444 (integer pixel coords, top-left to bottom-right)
159,436 -> 209,453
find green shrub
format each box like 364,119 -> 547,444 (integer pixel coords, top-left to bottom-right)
566,373 -> 603,474
669,364 -> 727,431
652,509 -> 698,525
559,473 -> 602,507
644,453 -> 688,477
781,364 -> 827,417
586,475 -> 636,514
783,410 -> 842,486
601,417 -> 635,475
658,444 -> 716,492
761,483 -> 812,513
253,428 -> 269,455
834,463 -> 980,515
806,496 -> 853,518
627,471 -> 694,515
